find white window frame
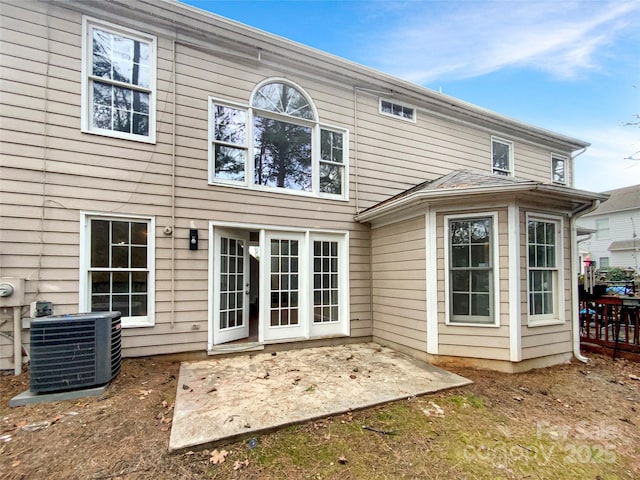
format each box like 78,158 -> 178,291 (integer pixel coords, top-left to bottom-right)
595,218 -> 610,240
208,79 -> 349,201
551,153 -> 567,185
526,213 -> 564,327
378,98 -> 416,123
599,257 -> 610,268
491,136 -> 514,176
81,16 -> 157,143
79,211 -> 156,328
444,212 -> 500,327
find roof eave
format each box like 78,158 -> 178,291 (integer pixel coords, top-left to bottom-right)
355,183 -> 608,224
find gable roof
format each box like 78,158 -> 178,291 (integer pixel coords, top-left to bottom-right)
355,170 -> 608,223
582,184 -> 640,216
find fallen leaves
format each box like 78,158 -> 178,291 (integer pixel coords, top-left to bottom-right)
233,459 -> 249,470
209,449 -> 228,464
138,389 -> 152,400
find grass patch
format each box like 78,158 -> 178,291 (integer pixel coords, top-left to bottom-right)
215,394 -> 634,480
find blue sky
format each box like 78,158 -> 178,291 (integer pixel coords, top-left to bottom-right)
183,0 -> 640,192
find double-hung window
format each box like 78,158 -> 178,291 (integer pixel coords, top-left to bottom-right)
446,215 -> 497,325
81,213 -> 155,327
210,80 -> 348,199
552,154 -> 567,185
82,17 -> 156,143
527,216 -> 562,324
491,137 -> 513,176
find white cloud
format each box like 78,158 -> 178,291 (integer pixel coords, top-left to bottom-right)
573,126 -> 640,192
364,0 -> 640,83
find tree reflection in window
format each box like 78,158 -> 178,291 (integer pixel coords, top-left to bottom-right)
210,81 -> 345,196
252,83 -> 314,191
90,28 -> 150,136
254,116 -> 312,191
213,105 -> 247,181
449,217 -> 493,323
252,83 -> 314,120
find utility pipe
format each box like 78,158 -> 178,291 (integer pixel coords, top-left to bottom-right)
14,307 -> 21,375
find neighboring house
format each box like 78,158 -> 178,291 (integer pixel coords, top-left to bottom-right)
0,0 -> 607,373
577,185 -> 640,271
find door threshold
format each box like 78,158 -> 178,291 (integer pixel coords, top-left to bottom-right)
208,342 -> 265,355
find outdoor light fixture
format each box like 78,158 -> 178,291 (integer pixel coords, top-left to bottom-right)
189,229 -> 198,250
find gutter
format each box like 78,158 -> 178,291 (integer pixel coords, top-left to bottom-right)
355,181 -> 605,224
355,182 -> 537,223
569,199 -> 602,363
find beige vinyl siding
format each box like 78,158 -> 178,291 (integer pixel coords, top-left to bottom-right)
436,208 -> 511,361
353,91 -> 568,210
519,209 -> 573,360
371,216 -> 427,353
1,0 -> 582,362
0,0 -> 373,358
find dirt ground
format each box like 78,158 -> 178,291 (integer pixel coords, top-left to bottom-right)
1,352 -> 639,480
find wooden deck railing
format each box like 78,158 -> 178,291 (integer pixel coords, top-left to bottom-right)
580,296 -> 640,360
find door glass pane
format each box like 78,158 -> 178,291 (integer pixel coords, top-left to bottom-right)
269,237 -> 300,326
312,240 -> 340,324
219,236 -> 245,330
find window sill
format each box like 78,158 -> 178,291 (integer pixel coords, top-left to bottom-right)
208,180 -> 349,202
527,318 -> 564,328
81,127 -> 156,145
444,320 -> 500,328
122,319 -> 155,328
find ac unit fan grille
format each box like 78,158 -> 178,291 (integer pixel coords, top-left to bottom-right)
29,312 -> 122,393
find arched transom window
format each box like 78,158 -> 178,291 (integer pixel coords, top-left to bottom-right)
209,80 -> 347,199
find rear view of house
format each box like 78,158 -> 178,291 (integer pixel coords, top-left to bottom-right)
0,0 -> 606,373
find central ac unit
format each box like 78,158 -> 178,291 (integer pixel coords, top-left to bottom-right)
29,312 -> 122,393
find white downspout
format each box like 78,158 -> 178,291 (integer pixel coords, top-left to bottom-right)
570,199 -> 601,363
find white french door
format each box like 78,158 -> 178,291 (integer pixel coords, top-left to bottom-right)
308,234 -> 347,337
262,232 -> 306,341
212,228 -> 250,345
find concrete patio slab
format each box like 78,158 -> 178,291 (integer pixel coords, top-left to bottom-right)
168,343 -> 471,452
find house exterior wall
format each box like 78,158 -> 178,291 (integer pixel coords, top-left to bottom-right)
578,209 -> 640,270
435,207 -> 511,361
518,207 -> 573,361
0,0 -> 587,364
371,215 -> 427,353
